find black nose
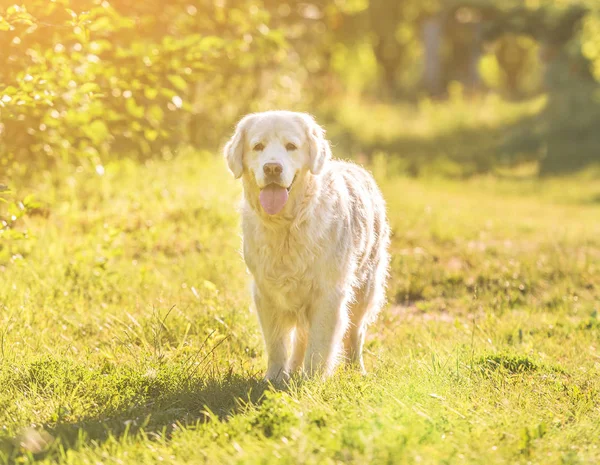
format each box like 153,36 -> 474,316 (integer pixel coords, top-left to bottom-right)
263,162 -> 283,176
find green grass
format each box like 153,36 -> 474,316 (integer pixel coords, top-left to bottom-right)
324,94 -> 550,177
1,149 -> 599,464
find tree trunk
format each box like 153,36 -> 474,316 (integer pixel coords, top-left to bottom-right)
422,15 -> 444,96
467,22 -> 483,91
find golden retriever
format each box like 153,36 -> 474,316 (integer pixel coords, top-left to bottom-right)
224,111 -> 390,380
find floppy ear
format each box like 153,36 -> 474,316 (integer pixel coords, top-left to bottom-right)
223,115 -> 253,179
302,114 -> 332,175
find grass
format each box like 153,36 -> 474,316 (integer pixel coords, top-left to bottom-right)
1,148 -> 599,464
324,93 -> 550,177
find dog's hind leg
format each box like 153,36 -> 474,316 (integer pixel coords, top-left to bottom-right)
344,291 -> 370,374
344,262 -> 387,373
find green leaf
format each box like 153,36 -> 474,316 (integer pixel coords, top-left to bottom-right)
79,83 -> 101,94
84,120 -> 109,145
23,194 -> 41,210
159,88 -> 177,99
89,16 -> 112,32
6,5 -> 22,15
203,280 -> 218,292
144,87 -> 158,100
144,128 -> 158,141
0,18 -> 10,31
197,36 -> 225,52
125,98 -> 144,119
147,104 -> 164,124
8,202 -> 22,219
167,75 -> 188,92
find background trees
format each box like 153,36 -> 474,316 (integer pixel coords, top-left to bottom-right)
1,0 -> 599,176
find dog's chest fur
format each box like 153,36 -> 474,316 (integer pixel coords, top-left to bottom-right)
243,219 -> 322,312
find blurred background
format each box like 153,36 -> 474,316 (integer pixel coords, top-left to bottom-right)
1,0 -> 600,178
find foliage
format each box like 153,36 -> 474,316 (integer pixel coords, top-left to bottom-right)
0,184 -> 39,264
0,1 -> 285,175
1,0 -> 599,176
581,5 -> 600,81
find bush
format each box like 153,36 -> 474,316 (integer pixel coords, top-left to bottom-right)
0,1 -> 285,175
0,184 -> 38,264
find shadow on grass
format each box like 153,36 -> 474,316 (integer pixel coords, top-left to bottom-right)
1,373 -> 274,464
330,93 -> 600,178
331,113 -> 542,178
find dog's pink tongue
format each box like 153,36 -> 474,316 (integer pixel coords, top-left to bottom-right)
259,184 -> 289,215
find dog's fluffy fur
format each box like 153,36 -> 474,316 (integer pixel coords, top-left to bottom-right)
224,111 -> 390,380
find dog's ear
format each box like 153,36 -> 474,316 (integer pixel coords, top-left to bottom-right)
224,115 -> 253,179
302,114 -> 332,175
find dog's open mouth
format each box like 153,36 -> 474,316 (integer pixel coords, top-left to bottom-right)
259,176 -> 296,215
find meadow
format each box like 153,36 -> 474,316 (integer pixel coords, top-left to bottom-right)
1,142 -> 599,464
3,0 -> 600,462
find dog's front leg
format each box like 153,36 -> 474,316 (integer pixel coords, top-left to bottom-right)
261,316 -> 293,382
304,290 -> 349,378
254,287 -> 293,382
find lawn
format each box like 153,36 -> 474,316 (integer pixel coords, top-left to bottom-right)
1,150 -> 599,464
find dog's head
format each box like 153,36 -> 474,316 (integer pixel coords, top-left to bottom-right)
224,111 -> 331,215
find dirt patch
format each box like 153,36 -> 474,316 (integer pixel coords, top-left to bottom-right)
388,303 -> 456,323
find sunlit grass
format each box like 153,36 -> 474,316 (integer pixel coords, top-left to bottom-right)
1,150 -> 599,464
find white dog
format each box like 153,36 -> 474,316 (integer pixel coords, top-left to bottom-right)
224,111 -> 390,380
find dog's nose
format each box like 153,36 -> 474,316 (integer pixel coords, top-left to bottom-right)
263,162 -> 283,176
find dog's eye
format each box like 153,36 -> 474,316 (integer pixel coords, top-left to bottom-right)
285,143 -> 297,151
253,143 -> 265,151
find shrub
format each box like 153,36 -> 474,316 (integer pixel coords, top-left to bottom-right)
0,1 -> 285,175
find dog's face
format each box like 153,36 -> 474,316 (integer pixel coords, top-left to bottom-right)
244,115 -> 308,191
224,111 -> 331,215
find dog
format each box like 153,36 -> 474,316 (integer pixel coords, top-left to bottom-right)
224,111 -> 390,380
